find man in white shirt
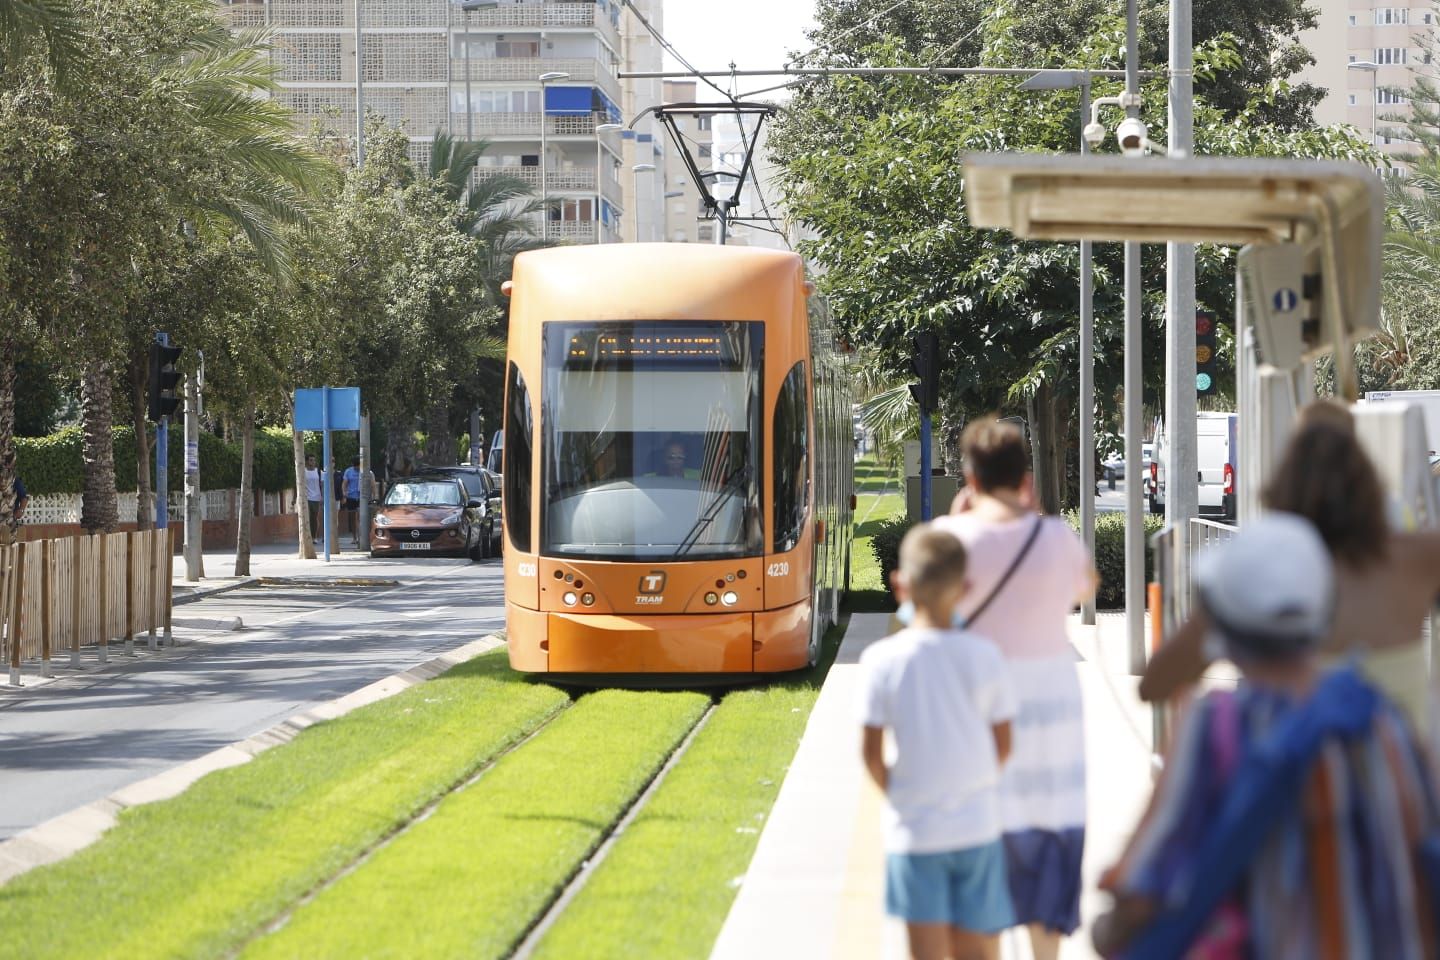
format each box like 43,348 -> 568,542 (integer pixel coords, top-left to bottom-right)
857,524 -> 1018,960
304,454 -> 323,543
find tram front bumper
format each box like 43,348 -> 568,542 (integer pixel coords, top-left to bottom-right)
504,602 -> 811,674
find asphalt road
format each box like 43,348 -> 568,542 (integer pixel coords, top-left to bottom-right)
0,554 -> 506,841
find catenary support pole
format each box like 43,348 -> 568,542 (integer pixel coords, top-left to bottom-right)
359,412 -> 371,552
1165,0 -> 1198,623
1079,76 -> 1096,625
919,412 -> 933,521
183,375 -> 201,582
155,332 -> 171,530
1124,0 -> 1145,673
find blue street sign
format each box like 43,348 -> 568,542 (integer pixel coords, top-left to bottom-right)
295,387 -> 361,431
1271,288 -> 1299,314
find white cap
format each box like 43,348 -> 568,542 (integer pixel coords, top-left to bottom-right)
1196,512 -> 1333,659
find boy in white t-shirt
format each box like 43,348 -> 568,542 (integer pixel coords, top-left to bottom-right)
857,524 -> 1018,960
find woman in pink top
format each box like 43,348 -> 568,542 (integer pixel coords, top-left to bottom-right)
933,417 -> 1096,960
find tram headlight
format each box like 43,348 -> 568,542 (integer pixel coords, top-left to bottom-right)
721,591 -> 738,606
563,592 -> 578,606
704,592 -> 718,606
581,593 -> 595,606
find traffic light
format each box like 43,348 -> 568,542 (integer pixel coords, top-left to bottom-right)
1195,310 -> 1218,397
908,332 -> 940,414
147,339 -> 183,422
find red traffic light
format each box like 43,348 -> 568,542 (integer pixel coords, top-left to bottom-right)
1195,315 -> 1214,336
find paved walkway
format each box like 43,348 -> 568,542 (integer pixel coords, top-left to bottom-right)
714,612 -> 1234,960
170,541 -> 413,604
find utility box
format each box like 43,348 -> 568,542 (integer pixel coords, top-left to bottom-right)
906,475 -> 960,521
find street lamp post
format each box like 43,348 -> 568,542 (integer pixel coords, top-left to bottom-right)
538,71 -> 571,242
595,122 -> 623,243
452,1 -> 499,142
1020,68 -> 1097,624
632,163 -> 655,243
1349,60 -> 1380,146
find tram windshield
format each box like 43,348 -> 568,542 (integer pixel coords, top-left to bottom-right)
541,321 -> 764,560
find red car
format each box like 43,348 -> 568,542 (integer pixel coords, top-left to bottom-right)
370,475 -> 487,560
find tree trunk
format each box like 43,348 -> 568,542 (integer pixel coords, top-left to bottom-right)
1031,380 -> 1063,516
289,397 -> 315,560
0,329 -> 16,534
423,401 -> 454,466
235,401 -> 254,576
80,358 -> 119,533
129,354 -> 153,531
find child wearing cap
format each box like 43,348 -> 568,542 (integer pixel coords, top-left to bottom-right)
857,524 -> 1017,960
1095,513 -> 1440,959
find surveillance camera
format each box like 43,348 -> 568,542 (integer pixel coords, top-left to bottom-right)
1082,121 -> 1106,148
1116,117 -> 1149,156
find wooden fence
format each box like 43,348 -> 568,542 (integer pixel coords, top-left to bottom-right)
0,529 -> 175,683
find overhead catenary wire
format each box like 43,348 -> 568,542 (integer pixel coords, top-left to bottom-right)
620,0 -> 736,104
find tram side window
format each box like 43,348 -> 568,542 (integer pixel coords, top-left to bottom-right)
504,362 -> 533,552
773,361 -> 809,553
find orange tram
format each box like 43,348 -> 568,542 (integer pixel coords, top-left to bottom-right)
499,244 -> 854,680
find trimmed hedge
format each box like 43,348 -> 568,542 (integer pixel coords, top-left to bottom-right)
866,510 -> 1164,610
18,425 -> 298,497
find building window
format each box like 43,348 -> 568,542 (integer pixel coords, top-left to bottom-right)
1375,47 -> 1407,64
1349,54 -> 1358,63
1425,12 -> 1434,25
697,225 -> 714,242
1349,93 -> 1358,106
698,116 -> 712,131
1348,14 -> 1357,26
1378,89 -> 1408,105
699,145 -> 712,160
1374,8 -> 1407,25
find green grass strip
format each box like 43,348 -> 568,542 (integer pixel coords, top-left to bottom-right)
242,689 -> 710,960
528,630 -> 841,960
849,456 -> 904,609
0,651 -> 569,960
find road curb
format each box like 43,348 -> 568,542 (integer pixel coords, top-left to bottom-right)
172,576 -> 258,606
0,633 -> 506,887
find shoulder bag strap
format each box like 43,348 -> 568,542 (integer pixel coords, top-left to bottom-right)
964,515 -> 1044,629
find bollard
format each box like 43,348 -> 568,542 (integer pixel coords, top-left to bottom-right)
1107,470 -> 1117,490
163,527 -> 175,646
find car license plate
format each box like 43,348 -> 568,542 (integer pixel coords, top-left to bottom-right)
400,542 -> 431,551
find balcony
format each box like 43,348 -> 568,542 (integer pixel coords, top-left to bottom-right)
459,111 -> 615,137
449,57 -> 620,101
479,165 -> 624,204
459,2 -> 621,48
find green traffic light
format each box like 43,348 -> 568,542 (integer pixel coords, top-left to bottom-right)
1196,372 -> 1213,391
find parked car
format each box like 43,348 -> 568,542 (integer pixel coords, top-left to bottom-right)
416,464 -> 503,558
370,475 -> 487,560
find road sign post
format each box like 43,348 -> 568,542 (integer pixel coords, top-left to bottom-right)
294,387 -> 362,563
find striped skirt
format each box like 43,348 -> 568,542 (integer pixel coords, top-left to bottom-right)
998,654 -> 1087,934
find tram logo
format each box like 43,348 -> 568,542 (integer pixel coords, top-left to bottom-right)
638,572 -> 667,595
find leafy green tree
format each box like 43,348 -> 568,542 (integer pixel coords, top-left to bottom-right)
774,1 -> 1371,511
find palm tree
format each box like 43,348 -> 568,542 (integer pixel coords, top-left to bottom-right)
74,5 -> 332,533
0,0 -> 82,80
426,131 -> 549,301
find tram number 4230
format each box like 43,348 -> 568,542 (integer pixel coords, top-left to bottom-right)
766,562 -> 790,578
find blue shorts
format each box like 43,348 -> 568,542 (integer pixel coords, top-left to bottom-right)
885,840 -> 1015,933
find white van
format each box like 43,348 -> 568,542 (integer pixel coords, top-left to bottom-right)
1150,412 -> 1238,523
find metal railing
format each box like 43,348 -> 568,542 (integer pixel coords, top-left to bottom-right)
1149,516 -> 1237,755
459,2 -> 622,47
463,112 -> 614,137
451,57 -> 619,95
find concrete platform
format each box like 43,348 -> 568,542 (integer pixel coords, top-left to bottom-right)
712,611 -> 1231,960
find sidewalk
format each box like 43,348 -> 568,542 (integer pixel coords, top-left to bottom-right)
170,540 -> 425,604
713,612 -> 1209,960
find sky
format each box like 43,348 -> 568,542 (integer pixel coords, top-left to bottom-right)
660,0 -> 819,94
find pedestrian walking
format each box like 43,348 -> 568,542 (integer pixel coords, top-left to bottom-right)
342,457 -> 361,544
932,416 -> 1097,960
303,454 -> 323,543
858,524 -> 1018,960
2,474 -> 27,545
1094,514 -> 1440,958
1142,401 -> 1440,739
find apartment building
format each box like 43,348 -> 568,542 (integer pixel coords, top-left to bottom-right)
1299,1 -> 1438,163
660,80 -> 715,243
224,0 -> 669,243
